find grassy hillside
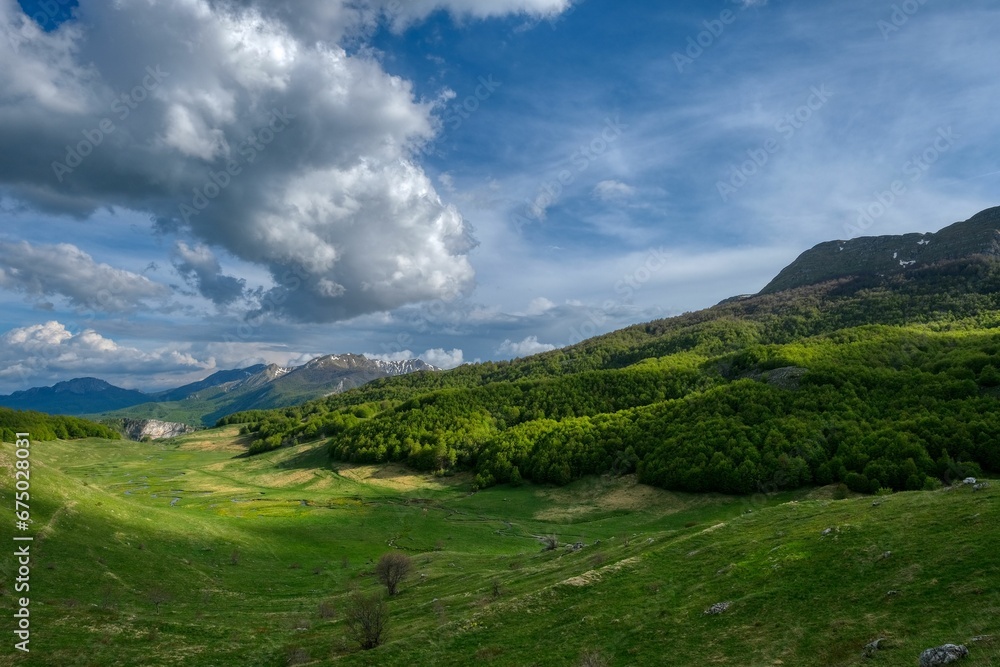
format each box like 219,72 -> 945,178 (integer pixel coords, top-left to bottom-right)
225,258 -> 1000,494
0,431 -> 996,666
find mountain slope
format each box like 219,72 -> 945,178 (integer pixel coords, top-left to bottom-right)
95,355 -> 438,427
151,364 -> 270,401
761,206 -> 1000,294
226,207 -> 1000,494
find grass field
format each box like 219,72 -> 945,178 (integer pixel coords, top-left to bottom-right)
0,430 -> 997,666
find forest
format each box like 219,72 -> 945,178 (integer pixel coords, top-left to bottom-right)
221,257 -> 1000,495
0,407 -> 122,443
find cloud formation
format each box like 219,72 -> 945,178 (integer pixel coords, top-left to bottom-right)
171,241 -> 246,307
0,0 -> 578,322
0,321 -> 211,387
496,335 -> 557,357
0,240 -> 170,312
593,179 -> 636,201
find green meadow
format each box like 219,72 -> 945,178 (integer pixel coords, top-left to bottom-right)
1,429 -> 997,666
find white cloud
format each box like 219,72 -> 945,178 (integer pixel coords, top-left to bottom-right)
0,0 -> 582,322
420,347 -> 464,369
0,241 -> 171,312
0,321 -> 213,388
593,179 -> 636,201
496,335 -> 556,358
526,296 -> 556,315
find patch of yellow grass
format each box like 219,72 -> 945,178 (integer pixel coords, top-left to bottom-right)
177,426 -> 245,452
534,475 -> 699,520
561,556 -> 640,587
335,463 -> 468,491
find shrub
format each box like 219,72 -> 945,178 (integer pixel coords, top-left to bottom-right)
344,591 -> 388,650
375,552 -> 412,596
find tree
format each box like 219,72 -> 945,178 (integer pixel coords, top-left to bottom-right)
375,552 -> 412,596
344,591 -> 388,650
147,586 -> 171,614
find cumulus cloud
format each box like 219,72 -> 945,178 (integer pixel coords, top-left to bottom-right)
496,335 -> 556,358
0,321 -> 212,388
593,179 -> 636,201
0,241 -> 171,312
171,241 -> 246,306
421,347 -> 464,369
0,0 -> 573,322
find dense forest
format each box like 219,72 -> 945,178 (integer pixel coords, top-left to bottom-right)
0,407 -> 121,443
221,257 -> 1000,495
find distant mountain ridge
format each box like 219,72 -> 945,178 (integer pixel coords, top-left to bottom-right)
0,354 -> 438,426
761,206 -> 1000,294
0,377 -> 150,414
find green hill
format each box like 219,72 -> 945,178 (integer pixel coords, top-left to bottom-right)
0,432 -> 995,666
224,254 -> 1000,494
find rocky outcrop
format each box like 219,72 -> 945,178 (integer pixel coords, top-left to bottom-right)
122,419 -> 194,441
918,644 -> 969,667
761,207 -> 1000,294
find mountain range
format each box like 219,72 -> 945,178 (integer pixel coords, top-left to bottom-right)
0,354 -> 437,427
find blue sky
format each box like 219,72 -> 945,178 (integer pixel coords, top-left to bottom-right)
0,0 -> 997,392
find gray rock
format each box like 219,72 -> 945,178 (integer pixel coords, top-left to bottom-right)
972,482 -> 989,491
918,644 -> 969,667
962,477 -> 977,485
123,418 -> 194,441
821,527 -> 834,536
703,601 -> 732,615
863,637 -> 887,657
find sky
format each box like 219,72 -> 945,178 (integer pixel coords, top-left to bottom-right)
0,0 -> 997,393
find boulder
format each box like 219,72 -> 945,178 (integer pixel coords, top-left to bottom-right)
703,601 -> 732,615
918,644 -> 969,667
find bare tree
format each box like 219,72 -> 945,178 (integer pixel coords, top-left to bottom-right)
344,591 -> 389,650
147,586 -> 171,614
375,552 -> 412,596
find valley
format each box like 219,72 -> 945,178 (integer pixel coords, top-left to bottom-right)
1,428 -> 996,666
